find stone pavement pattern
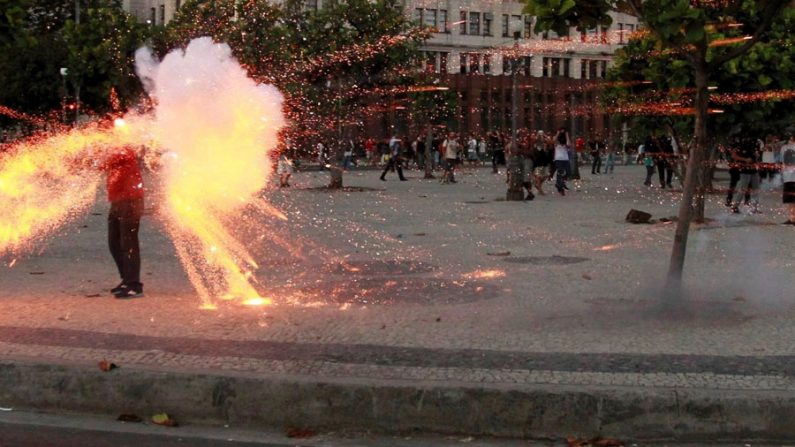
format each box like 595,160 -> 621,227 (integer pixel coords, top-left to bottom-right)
1,165 -> 794,393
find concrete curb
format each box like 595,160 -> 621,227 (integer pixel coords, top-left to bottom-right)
1,358 -> 794,441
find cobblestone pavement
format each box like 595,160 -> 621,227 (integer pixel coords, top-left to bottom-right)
1,165 -> 794,392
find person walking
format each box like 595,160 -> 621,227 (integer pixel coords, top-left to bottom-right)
490,131 -> 504,174
101,146 -> 145,299
277,152 -> 294,187
643,150 -> 654,186
590,140 -> 602,174
553,128 -> 571,195
380,135 -> 407,181
730,136 -> 762,214
780,135 -> 795,224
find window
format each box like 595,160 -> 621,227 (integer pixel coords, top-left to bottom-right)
460,53 -> 467,73
469,12 -> 480,35
440,52 -> 448,73
159,4 -> 165,24
511,15 -> 521,35
413,8 -> 423,24
439,10 -> 448,32
460,11 -> 467,34
424,51 -> 436,73
618,23 -> 624,44
563,58 -> 570,77
502,14 -> 509,37
522,56 -> 532,76
150,7 -> 156,24
524,16 -> 533,38
175,0 -> 181,11
469,53 -> 480,73
581,59 -> 587,79
502,56 -> 512,74
483,13 -> 492,36
424,9 -> 437,28
542,57 -> 549,77
600,60 -> 608,78
483,54 -> 491,74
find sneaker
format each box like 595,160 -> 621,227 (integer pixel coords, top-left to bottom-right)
114,286 -> 144,299
110,282 -> 125,294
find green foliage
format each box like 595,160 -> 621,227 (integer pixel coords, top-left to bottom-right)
605,7 -> 795,141
0,0 -> 149,119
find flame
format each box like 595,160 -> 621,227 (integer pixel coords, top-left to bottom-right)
141,38 -> 285,308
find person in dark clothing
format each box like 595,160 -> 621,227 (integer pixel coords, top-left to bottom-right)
731,136 -> 762,213
380,136 -> 407,181
724,140 -> 750,206
590,141 -> 602,174
101,146 -> 145,299
490,131 -> 505,173
658,136 -> 675,188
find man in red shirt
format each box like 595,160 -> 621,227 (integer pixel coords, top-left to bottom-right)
101,146 -> 145,299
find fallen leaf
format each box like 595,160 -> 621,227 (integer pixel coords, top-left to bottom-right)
435,317 -> 441,322
285,427 -> 316,438
117,414 -> 142,423
98,360 -> 118,372
486,251 -> 511,256
582,274 -> 593,280
29,272 -> 45,275
413,233 -> 426,236
84,294 -> 102,298
152,413 -> 178,427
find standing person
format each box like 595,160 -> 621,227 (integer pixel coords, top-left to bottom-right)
730,136 -> 762,214
781,135 -> 795,224
725,139 -> 744,206
415,135 -> 426,169
604,142 -> 616,174
467,134 -> 478,165
364,138 -> 376,166
316,141 -> 327,170
342,139 -> 354,170
101,146 -> 145,299
277,152 -> 294,187
516,129 -> 535,200
553,128 -> 571,195
643,149 -> 654,186
531,131 -> 548,195
478,136 -> 487,165
490,131 -> 504,174
380,135 -> 407,181
442,132 -> 460,183
590,140 -> 602,174
659,136 -> 675,188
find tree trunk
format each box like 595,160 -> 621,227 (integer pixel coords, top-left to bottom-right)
693,144 -> 718,222
667,55 -> 710,287
328,166 -> 343,189
506,155 -> 525,201
424,127 -> 434,179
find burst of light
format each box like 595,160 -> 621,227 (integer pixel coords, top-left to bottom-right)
469,269 -> 506,279
113,118 -> 126,128
243,297 -> 272,306
594,244 -> 619,251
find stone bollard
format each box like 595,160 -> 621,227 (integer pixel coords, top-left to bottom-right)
506,156 -> 525,201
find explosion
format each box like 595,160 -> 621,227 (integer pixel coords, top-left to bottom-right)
0,37 -> 286,308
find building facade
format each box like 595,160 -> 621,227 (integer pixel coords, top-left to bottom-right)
123,0 -> 638,141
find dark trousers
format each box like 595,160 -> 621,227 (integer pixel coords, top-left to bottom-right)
591,155 -> 601,173
492,150 -> 505,172
726,168 -> 750,205
380,157 -> 406,180
656,160 -> 672,186
554,160 -> 570,191
108,198 -> 143,288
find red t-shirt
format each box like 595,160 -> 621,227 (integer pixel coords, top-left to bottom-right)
102,148 -> 144,202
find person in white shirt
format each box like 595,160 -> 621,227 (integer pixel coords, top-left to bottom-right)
553,128 -> 571,195
442,132 -> 460,183
780,135 -> 795,224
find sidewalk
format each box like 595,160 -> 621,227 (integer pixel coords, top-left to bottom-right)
1,165 -> 794,441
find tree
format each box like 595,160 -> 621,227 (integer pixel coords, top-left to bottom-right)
605,8 -> 795,196
0,0 -> 148,121
526,0 -> 792,290
164,0 -> 428,188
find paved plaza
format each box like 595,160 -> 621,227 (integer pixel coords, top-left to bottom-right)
1,163 -> 794,438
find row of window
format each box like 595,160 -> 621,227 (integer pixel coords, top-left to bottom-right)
421,51 -> 608,79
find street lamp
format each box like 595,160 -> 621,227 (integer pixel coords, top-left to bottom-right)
506,31 -> 525,201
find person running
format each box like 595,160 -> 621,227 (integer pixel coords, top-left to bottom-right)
553,128 -> 571,195
781,135 -> 795,224
101,146 -> 145,299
